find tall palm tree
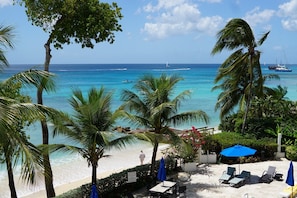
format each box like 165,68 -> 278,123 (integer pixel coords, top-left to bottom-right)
211,18 -> 270,133
120,74 -> 209,175
50,87 -> 134,185
0,24 -> 14,69
0,69 -> 57,198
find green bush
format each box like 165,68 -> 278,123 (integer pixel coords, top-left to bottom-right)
56,159 -> 177,198
286,145 -> 297,161
209,132 -> 277,160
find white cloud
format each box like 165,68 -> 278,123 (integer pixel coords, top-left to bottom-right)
278,0 -> 297,18
142,0 -> 223,40
278,0 -> 297,31
244,7 -> 275,27
281,19 -> 297,31
0,0 -> 12,7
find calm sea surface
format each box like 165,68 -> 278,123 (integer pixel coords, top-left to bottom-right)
0,63 -> 297,197
1,63 -> 297,141
1,63 -> 297,142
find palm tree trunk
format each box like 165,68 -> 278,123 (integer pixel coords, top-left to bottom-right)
241,96 -> 251,134
38,40 -> 55,197
241,55 -> 254,134
5,153 -> 17,198
91,164 -> 97,185
150,140 -> 159,177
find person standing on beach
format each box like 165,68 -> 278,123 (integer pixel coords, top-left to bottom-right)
139,150 -> 145,165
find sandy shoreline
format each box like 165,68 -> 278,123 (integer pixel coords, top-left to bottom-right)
6,147 -> 295,198
16,143 -> 169,198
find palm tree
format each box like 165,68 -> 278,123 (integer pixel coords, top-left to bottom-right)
0,24 -> 14,69
0,69 -> 57,198
50,87 -> 134,185
120,74 -> 209,175
211,18 -> 270,133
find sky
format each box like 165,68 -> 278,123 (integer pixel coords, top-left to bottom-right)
0,0 -> 297,64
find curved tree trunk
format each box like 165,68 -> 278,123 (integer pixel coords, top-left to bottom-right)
241,54 -> 254,134
5,152 -> 17,198
38,40 -> 55,197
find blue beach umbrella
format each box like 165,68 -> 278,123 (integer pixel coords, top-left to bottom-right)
286,161 -> 294,198
286,161 -> 294,186
220,144 -> 256,158
90,184 -> 99,198
220,144 -> 256,173
157,157 -> 166,183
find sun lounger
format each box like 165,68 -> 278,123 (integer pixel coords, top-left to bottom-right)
229,170 -> 251,188
259,166 -> 276,183
280,185 -> 297,198
219,166 -> 236,183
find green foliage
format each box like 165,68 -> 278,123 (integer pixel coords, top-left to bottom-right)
51,87 -> 135,185
120,74 -> 209,174
0,24 -> 14,68
211,132 -> 244,148
15,0 -> 123,49
286,146 -> 297,161
57,159 -> 177,198
177,141 -> 197,163
211,132 -> 277,159
219,89 -> 297,144
211,18 -> 269,129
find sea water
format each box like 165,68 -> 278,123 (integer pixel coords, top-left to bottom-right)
0,63 -> 296,197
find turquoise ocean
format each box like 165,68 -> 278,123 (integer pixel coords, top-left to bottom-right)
0,63 -> 297,197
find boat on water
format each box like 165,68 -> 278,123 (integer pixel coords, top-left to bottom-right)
268,64 -> 280,70
274,64 -> 292,72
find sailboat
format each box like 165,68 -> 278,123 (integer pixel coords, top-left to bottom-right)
166,62 -> 169,68
269,52 -> 293,72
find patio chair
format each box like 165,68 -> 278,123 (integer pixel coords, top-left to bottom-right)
219,166 -> 236,183
229,170 -> 251,188
259,166 -> 276,183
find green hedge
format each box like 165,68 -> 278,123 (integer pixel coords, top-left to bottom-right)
209,132 -> 277,160
56,158 -> 177,198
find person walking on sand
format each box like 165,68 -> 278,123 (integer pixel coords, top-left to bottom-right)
139,150 -> 145,165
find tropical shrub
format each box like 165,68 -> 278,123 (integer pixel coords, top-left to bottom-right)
286,146 -> 297,161
211,132 -> 277,160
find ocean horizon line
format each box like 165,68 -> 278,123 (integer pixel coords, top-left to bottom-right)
6,62 -> 297,66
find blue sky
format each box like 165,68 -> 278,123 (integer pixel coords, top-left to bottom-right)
0,0 -> 297,64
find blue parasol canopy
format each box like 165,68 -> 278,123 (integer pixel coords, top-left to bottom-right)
286,161 -> 294,186
220,144 -> 256,158
90,184 -> 99,198
157,157 -> 166,182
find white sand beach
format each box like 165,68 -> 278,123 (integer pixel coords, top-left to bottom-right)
177,158 -> 295,198
0,141 -> 168,198
2,141 -> 295,198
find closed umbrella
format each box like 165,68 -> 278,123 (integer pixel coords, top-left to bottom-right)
286,161 -> 294,198
220,144 -> 256,173
90,184 -> 99,198
157,157 -> 166,185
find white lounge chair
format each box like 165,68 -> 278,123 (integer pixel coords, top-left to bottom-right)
229,170 -> 251,188
219,166 -> 236,183
259,166 -> 276,183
